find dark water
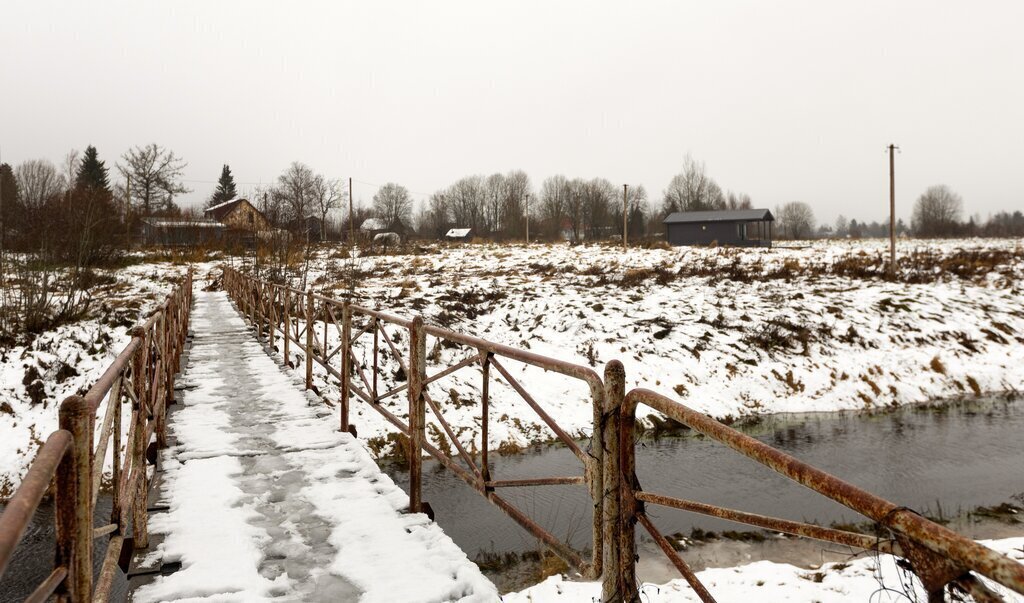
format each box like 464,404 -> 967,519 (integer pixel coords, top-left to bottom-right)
384,397 -> 1024,559
0,496 -> 129,603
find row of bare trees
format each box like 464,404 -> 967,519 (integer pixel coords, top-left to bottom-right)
406,155 -> 757,242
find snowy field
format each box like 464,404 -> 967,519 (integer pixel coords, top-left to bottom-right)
505,537 -> 1024,602
0,261 -> 191,497
279,238 -> 1024,459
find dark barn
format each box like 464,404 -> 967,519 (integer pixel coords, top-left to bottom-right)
663,209 -> 774,248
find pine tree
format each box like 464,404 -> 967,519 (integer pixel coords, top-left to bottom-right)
208,164 -> 238,207
75,145 -> 110,192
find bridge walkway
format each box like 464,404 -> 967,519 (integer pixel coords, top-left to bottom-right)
129,290 -> 496,603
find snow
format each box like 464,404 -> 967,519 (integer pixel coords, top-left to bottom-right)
204,198 -> 244,213
0,262 -> 191,497
273,238 -> 1024,460
135,290 -> 496,602
505,537 -> 1024,602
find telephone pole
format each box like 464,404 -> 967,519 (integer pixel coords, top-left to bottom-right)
622,184 -> 629,250
888,144 -> 898,278
348,177 -> 354,254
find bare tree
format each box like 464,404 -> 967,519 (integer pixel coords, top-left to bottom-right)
448,176 -> 485,232
372,182 -> 413,231
662,155 -> 725,214
421,191 -> 451,238
539,175 -> 569,239
60,150 -> 80,191
776,201 -> 816,239
118,144 -> 190,215
484,173 -> 506,234
834,215 -> 849,237
15,159 -> 67,210
273,162 -> 317,227
310,174 -> 342,239
912,184 -> 963,237
725,191 -> 752,210
501,170 -> 531,239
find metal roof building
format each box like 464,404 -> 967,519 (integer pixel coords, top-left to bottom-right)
663,209 -> 774,247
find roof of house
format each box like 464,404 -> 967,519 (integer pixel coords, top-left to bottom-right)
360,218 -> 387,231
663,209 -> 774,224
142,218 -> 225,228
204,198 -> 248,221
445,228 -> 472,238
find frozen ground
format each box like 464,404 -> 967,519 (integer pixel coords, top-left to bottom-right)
269,238 -> 1024,458
505,537 -> 1024,602
134,290 -> 496,603
0,261 -> 191,498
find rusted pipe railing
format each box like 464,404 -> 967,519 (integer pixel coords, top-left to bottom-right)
0,268 -> 193,602
616,388 -> 1024,602
222,266 -> 606,580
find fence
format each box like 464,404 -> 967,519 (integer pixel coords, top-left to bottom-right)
0,269 -> 193,602
223,266 -> 1024,602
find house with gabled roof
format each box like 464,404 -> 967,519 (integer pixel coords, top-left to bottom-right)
204,198 -> 272,232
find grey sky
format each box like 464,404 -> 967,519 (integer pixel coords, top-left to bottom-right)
3,1 -> 1022,225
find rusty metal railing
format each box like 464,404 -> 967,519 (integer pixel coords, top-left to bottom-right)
604,371 -> 1024,602
222,266 -> 606,578
223,266 -> 1024,602
0,269 -> 193,602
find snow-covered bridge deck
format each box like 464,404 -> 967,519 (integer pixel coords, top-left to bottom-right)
131,290 -> 496,603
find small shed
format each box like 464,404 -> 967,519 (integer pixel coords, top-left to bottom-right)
663,209 -> 774,248
445,228 -> 472,241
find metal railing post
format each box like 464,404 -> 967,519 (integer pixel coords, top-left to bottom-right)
409,316 -> 426,513
617,371 -> 639,602
480,352 -> 492,484
602,361 -> 629,601
305,291 -> 314,390
132,363 -> 149,550
268,287 -> 276,350
340,301 -> 352,432
283,288 -> 291,364
55,396 -> 92,602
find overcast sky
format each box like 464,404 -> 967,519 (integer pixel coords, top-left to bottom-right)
2,1 -> 1022,225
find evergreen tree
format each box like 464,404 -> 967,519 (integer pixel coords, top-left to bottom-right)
208,164 -> 238,207
0,163 -> 20,248
75,145 -> 110,192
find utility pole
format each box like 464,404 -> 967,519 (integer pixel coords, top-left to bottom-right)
888,144 -> 898,278
125,174 -> 131,244
348,177 -> 354,255
622,184 -> 629,250
525,193 -> 530,244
